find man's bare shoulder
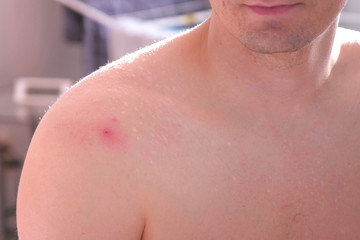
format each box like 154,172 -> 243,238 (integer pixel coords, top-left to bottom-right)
334,27 -> 360,79
17,34 -> 198,239
33,25 -> 207,162
50,23 -> 209,145
42,66 -> 181,156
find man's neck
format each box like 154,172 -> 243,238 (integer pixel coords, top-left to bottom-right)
201,16 -> 341,114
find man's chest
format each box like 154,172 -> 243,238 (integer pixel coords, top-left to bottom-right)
140,116 -> 360,240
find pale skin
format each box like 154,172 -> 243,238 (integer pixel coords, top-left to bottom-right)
17,0 -> 360,239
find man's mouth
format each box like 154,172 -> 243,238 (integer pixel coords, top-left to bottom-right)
247,3 -> 300,16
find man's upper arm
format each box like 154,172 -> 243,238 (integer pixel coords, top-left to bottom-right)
17,87 -> 146,240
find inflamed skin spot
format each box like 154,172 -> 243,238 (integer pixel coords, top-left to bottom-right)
96,117 -> 129,152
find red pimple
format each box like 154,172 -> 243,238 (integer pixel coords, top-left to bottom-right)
102,128 -> 113,137
97,118 -> 128,152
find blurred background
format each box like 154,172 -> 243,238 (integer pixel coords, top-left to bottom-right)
0,0 -> 359,239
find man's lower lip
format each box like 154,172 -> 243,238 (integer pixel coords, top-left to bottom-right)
248,4 -> 298,16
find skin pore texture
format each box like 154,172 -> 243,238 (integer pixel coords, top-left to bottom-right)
17,0 -> 360,239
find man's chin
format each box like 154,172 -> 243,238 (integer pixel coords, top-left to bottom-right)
242,35 -> 311,55
241,26 -> 317,55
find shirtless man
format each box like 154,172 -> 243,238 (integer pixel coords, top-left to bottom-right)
17,0 -> 360,239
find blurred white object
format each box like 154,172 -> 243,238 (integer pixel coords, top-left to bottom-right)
55,0 -> 211,61
109,10 -> 211,59
13,78 -> 72,121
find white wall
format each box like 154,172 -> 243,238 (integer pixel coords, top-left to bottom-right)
0,0 -> 83,158
0,0 -> 82,84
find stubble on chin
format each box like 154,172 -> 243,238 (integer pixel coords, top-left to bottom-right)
241,22 -> 311,54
